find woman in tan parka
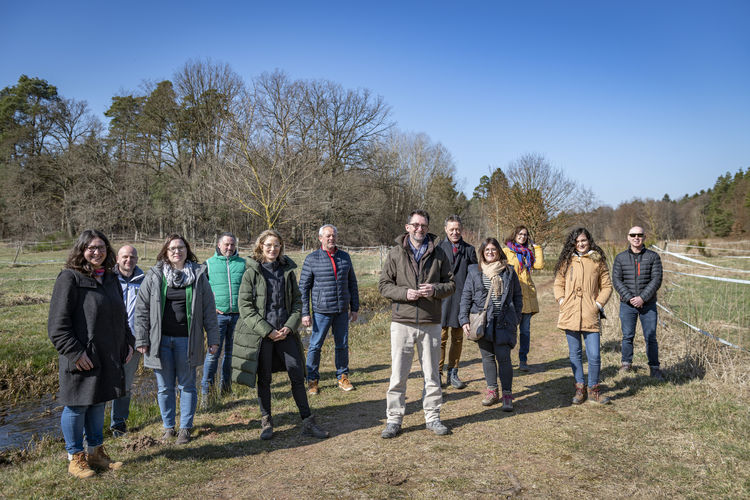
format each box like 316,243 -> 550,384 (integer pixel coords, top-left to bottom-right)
553,227 -> 612,405
503,225 -> 544,371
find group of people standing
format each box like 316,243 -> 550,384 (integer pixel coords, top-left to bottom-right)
47,213 -> 663,476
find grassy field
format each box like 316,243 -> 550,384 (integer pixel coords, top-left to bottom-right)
1,240 -> 749,498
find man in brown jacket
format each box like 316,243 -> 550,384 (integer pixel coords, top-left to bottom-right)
378,210 -> 456,438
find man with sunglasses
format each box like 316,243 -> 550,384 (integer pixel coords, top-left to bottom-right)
612,226 -> 665,380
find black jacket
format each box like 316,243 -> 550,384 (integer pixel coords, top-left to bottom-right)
47,269 -> 134,406
611,247 -> 663,304
459,264 -> 523,346
438,238 -> 478,328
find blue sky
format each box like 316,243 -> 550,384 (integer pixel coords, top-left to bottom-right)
2,1 -> 748,207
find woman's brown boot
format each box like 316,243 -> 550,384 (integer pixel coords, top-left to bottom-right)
572,383 -> 587,404
588,384 -> 611,404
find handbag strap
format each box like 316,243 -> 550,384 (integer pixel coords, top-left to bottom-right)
480,285 -> 493,312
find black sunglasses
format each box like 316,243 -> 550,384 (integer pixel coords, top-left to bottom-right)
629,233 -> 644,238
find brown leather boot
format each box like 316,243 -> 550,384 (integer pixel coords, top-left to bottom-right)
68,451 -> 96,478
87,445 -> 123,471
588,384 -> 611,404
572,383 -> 587,404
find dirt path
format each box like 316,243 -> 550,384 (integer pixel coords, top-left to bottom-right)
187,277 -> 599,499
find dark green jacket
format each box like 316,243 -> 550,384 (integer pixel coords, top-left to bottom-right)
231,256 -> 303,388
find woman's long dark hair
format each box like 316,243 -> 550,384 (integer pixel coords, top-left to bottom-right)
553,227 -> 607,277
65,229 -> 116,277
477,237 -> 507,270
156,234 -> 199,264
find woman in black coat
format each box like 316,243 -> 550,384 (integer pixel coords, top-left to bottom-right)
459,237 -> 522,411
48,230 -> 133,478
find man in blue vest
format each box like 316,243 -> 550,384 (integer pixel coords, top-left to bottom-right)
111,244 -> 145,437
201,232 -> 246,405
300,224 -> 360,394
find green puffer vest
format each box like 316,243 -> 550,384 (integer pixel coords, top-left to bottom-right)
231,256 -> 304,388
206,251 -> 246,313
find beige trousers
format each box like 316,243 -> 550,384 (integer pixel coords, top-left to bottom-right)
385,321 -> 443,424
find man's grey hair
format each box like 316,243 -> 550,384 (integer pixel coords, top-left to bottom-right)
444,214 -> 462,226
318,224 -> 338,237
218,232 -> 237,244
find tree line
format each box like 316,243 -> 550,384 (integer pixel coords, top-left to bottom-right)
1,61 -> 747,246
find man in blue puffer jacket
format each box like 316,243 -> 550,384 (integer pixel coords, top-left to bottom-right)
299,224 -> 360,394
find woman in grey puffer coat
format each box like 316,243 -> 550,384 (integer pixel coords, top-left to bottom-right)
134,234 -> 219,445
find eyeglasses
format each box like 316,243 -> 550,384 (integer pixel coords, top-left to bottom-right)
167,246 -> 186,254
628,233 -> 644,238
263,243 -> 281,249
85,245 -> 106,253
409,223 -> 428,229
484,248 -> 498,253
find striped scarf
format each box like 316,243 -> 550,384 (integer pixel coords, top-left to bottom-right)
507,241 -> 535,272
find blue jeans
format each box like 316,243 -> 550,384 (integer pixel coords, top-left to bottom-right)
201,313 -> 238,394
305,311 -> 350,381
518,313 -> 532,363
620,301 -> 660,367
154,336 -> 197,429
565,330 -> 601,386
61,403 -> 105,454
111,350 -> 141,428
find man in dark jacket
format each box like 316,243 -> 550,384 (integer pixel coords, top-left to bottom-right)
438,215 -> 477,389
612,226 -> 665,380
378,210 -> 455,439
299,224 -> 359,394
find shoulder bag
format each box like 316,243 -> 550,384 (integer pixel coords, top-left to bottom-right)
467,286 -> 493,341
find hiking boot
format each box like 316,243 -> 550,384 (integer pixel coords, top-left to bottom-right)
481,387 -> 499,406
501,390 -> 514,412
68,451 -> 96,478
175,428 -> 191,445
440,371 -> 447,388
381,423 -> 401,439
619,363 -> 632,374
519,361 -> 530,372
426,419 -> 450,436
338,374 -> 354,391
301,415 -> 329,439
110,422 -> 128,438
572,383 -> 587,405
588,384 -> 611,405
87,445 -> 123,471
449,368 -> 467,389
307,379 -> 319,395
260,415 -> 273,440
650,366 -> 665,381
161,428 -> 177,442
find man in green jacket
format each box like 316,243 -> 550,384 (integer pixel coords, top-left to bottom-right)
378,210 -> 456,439
201,233 -> 246,403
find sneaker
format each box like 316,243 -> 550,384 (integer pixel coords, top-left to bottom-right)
301,415 -> 329,439
161,428 -> 177,442
650,366 -> 665,381
68,451 -> 96,478
481,387 -> 499,406
308,379 -> 319,395
175,428 -> 191,445
87,445 -> 123,471
338,374 -> 355,391
260,415 -> 273,440
501,391 -> 514,412
110,422 -> 128,438
449,368 -> 467,389
425,419 -> 449,436
519,362 -> 530,372
619,363 -> 632,374
381,423 -> 401,439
